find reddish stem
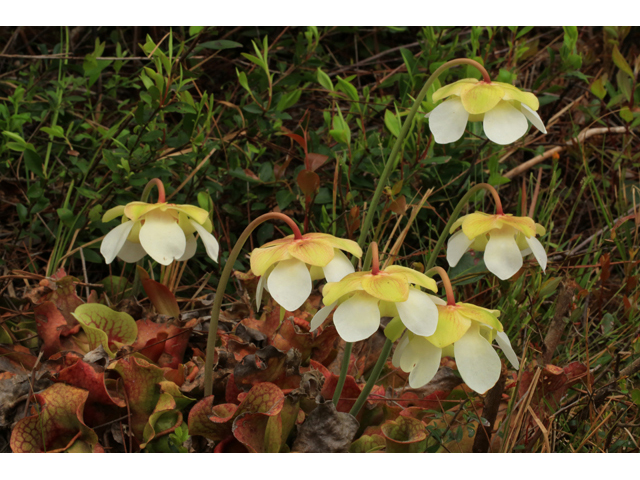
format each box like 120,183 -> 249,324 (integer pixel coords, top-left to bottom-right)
371,242 -> 380,275
145,178 -> 166,203
477,183 -> 504,215
428,266 -> 456,306
467,59 -> 492,84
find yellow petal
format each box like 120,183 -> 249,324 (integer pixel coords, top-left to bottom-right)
322,272 -> 368,306
536,223 -> 546,236
260,235 -> 295,248
102,205 -> 126,223
499,214 -> 536,238
494,82 -> 539,110
288,237 -> 335,267
124,202 -> 162,221
178,212 -> 197,236
432,78 -> 479,102
303,233 -> 363,258
427,305 -> 472,348
461,212 -> 502,239
470,234 -> 489,251
361,272 -> 409,303
456,302 -> 503,331
384,265 -> 437,292
449,214 -> 469,234
126,220 -> 142,242
461,83 -> 505,115
170,204 -> 209,225
378,300 -> 399,318
250,243 -> 292,276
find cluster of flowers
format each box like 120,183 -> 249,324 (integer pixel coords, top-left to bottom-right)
100,77 -> 547,395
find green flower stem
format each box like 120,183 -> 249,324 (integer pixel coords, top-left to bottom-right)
332,342 -> 353,406
425,182 -> 499,271
203,212 -> 302,397
354,58 -> 490,257
349,338 -> 393,417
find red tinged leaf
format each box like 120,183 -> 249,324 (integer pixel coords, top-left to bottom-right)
307,153 -> 329,172
283,132 -> 307,153
132,319 -> 190,368
389,195 -> 407,215
25,269 -> 83,325
297,169 -> 320,197
10,383 -> 101,453
381,415 -> 427,453
56,354 -> 124,407
0,344 -> 39,374
72,304 -> 137,357
137,267 -> 181,318
349,434 -> 386,453
189,382 -> 285,448
35,301 -> 83,358
273,317 -> 339,364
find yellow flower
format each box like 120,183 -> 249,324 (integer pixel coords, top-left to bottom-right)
427,78 -> 546,145
100,201 -> 218,266
447,212 -> 547,280
309,265 -> 438,343
392,300 -> 519,393
250,233 -> 362,312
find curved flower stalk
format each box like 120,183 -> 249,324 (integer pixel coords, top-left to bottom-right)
447,211 -> 547,281
427,78 -> 546,145
100,179 -> 219,266
392,299 -> 519,394
250,233 -> 362,312
310,247 -> 439,343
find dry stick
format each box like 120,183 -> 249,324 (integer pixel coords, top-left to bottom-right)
540,281 -> 575,364
472,364 -> 507,453
504,127 -> 628,179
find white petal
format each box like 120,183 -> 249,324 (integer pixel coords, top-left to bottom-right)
190,219 -> 219,263
116,241 -> 147,263
521,104 -> 547,134
255,273 -> 266,312
333,293 -> 380,342
483,101 -> 528,145
454,324 -> 501,394
309,302 -> 336,331
396,289 -> 439,337
267,259 -> 312,312
408,339 -> 442,388
484,229 -> 523,280
495,331 -> 519,370
177,234 -> 198,261
428,97 -> 470,144
524,236 -> 547,272
100,221 -> 135,264
428,294 -> 447,306
322,249 -> 355,283
520,247 -> 532,257
392,332 -> 410,368
139,210 -> 186,266
447,230 -> 474,268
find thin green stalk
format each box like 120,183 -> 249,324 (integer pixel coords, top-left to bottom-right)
204,212 -> 303,397
332,342 -> 353,406
349,338 -> 393,417
354,58 -> 489,256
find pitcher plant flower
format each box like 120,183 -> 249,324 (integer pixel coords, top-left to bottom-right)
427,77 -> 546,145
310,244 -> 439,343
446,186 -> 547,280
100,179 -> 219,266
391,268 -> 519,393
250,230 -> 362,312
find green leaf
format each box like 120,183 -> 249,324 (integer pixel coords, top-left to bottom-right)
24,149 -> 44,178
72,303 -> 138,357
57,207 -> 77,228
612,46 -> 634,78
275,89 -> 302,111
195,40 -> 242,51
336,76 -> 358,102
631,389 -> 640,406
276,190 -> 295,210
41,125 -> 65,138
317,68 -> 333,91
384,109 -> 401,137
590,76 -> 607,100
237,69 -> 251,94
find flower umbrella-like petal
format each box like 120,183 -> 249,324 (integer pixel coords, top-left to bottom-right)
461,83 -> 505,115
255,273 -> 267,312
428,97 -> 470,144
428,305 -> 472,348
309,302 -> 337,331
139,209 -> 187,265
333,292 -> 380,342
495,331 -> 520,369
384,265 -> 437,292
484,228 -> 523,280
177,234 -> 198,261
171,204 -> 209,225
495,82 -> 539,110
322,272 -> 368,306
447,230 -> 475,267
454,324 -> 501,394
124,201 -> 163,221
396,289 -> 439,337
456,303 -> 503,331
322,249 -> 355,283
392,332 -> 410,368
102,205 -> 126,223
499,215 -> 537,238
101,220 -> 135,264
117,240 -> 147,263
520,104 -> 547,134
288,237 -> 335,267
190,219 -> 219,262
408,339 -> 442,388
250,243 -> 293,276
461,212 -> 503,239
483,100 -> 528,145
362,273 -> 410,303
267,258 -> 312,312
524,235 -> 547,272
431,78 -> 478,102
304,233 -> 363,258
